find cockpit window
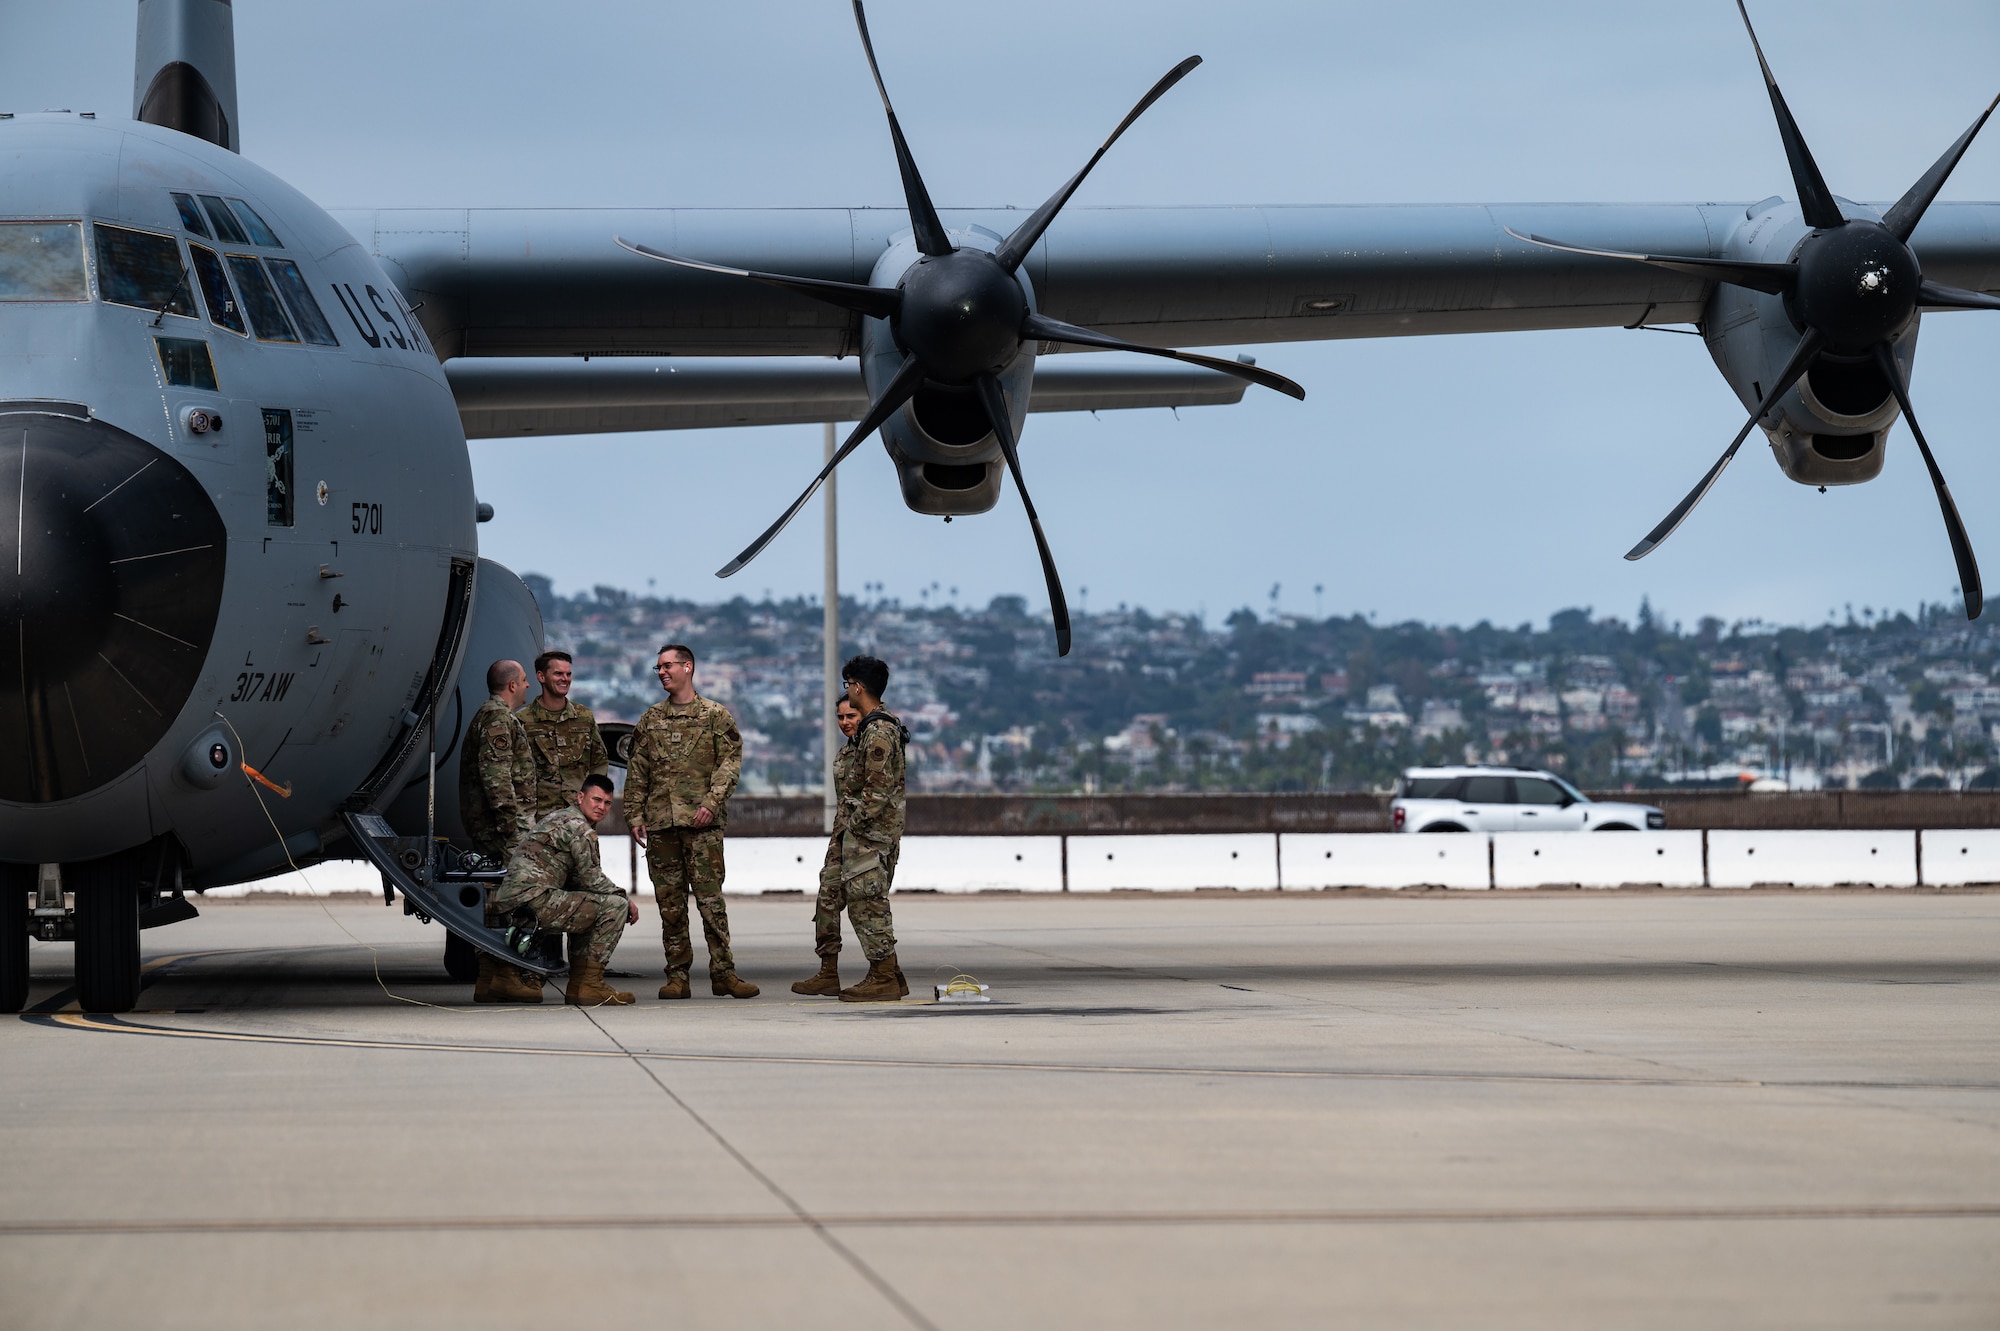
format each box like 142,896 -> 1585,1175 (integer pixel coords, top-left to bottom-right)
224,255 -> 297,342
189,244 -> 244,336
0,222 -> 89,301
94,224 -> 195,317
154,336 -> 218,390
170,192 -> 209,238
262,259 -> 338,346
226,199 -> 281,248
197,194 -> 250,245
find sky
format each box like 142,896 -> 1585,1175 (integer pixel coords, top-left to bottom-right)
6,0 -> 2000,633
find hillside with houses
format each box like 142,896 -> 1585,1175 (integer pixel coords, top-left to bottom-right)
528,574 -> 2000,796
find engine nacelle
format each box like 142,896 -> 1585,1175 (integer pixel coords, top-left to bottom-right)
860,229 -> 1034,517
1703,197 -> 1917,488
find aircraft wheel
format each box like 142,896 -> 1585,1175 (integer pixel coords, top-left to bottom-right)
1,864 -> 30,1013
442,929 -> 479,982
73,863 -> 142,1013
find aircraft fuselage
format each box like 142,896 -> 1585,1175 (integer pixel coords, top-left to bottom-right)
0,113 -> 475,888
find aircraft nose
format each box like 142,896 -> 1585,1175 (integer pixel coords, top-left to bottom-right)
0,406 -> 227,803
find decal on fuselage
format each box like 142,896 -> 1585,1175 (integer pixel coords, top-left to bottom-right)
231,670 -> 296,703
331,281 -> 427,356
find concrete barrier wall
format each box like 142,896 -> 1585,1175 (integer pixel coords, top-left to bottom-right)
223,827 -> 2000,896
1492,832 -> 1705,890
1919,829 -> 2000,887
1707,830 -> 1917,888
1281,833 -> 1489,890
709,837 -> 826,894
894,837 -> 1064,893
1067,834 -> 1279,891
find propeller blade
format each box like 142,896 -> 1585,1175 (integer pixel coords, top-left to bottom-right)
974,374 -> 1071,657
1873,343 -> 1983,619
850,0 -> 953,257
991,55 -> 1203,275
1884,89 -> 2000,243
615,237 -> 902,319
715,354 -> 928,578
1918,278 -> 2000,312
1626,326 -> 1825,560
1020,313 -> 1306,400
1735,1 -> 1845,230
1503,228 -> 1797,296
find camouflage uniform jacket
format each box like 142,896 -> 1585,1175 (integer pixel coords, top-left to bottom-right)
841,709 -> 908,850
493,806 -> 623,911
458,697 -> 535,852
515,696 -> 608,816
828,734 -> 860,837
623,694 -> 742,830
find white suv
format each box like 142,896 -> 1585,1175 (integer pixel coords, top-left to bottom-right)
1390,766 -> 1665,833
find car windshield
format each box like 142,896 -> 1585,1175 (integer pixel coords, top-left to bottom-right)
1549,775 -> 1589,803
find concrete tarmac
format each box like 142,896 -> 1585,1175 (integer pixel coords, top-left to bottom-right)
4,889 -> 1998,1330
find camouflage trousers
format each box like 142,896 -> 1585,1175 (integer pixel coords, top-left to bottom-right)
493,884 -> 627,967
813,834 -> 898,962
646,826 -> 734,979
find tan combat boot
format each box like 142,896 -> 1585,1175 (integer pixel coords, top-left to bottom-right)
896,963 -> 909,998
712,972 -> 760,998
791,955 -> 841,996
491,962 -> 545,1004
473,952 -> 497,1003
839,953 -> 903,1003
657,974 -> 691,1000
565,960 -> 634,1006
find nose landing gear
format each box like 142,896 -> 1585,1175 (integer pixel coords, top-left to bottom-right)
69,859 -> 142,1013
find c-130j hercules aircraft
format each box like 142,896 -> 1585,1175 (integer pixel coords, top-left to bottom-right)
4,0 -> 1999,1012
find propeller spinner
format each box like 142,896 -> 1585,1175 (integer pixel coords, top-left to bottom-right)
616,0 -> 1304,656
1510,0 -> 2000,620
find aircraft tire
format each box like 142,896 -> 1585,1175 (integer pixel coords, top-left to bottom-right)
1,864 -> 29,1013
73,866 -> 142,1014
442,929 -> 479,983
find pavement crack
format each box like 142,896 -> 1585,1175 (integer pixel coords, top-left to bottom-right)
579,1009 -> 938,1331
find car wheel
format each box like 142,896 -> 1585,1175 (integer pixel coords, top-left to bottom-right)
1593,823 -> 1636,832
1420,823 -> 1469,833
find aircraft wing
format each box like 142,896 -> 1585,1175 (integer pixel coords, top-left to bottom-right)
337,203 -> 2000,361
445,354 -> 1247,439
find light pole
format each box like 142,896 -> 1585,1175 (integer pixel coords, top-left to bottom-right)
822,421 -> 839,833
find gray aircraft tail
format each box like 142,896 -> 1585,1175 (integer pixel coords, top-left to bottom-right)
133,0 -> 238,152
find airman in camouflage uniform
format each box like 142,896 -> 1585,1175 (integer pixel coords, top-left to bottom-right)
492,775 -> 636,1005
460,660 -> 536,864
517,650 -> 609,816
624,643 -> 757,999
458,659 -> 541,1003
792,696 -> 862,995
799,654 -> 909,1003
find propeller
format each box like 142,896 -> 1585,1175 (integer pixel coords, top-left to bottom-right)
615,0 -> 1303,655
1509,0 -> 1999,619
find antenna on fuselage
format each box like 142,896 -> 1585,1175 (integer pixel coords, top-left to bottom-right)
133,0 -> 239,152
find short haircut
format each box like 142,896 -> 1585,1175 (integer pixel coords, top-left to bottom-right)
658,643 -> 695,664
580,773 -> 615,797
485,659 -> 525,693
842,654 -> 889,700
534,650 -> 572,675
